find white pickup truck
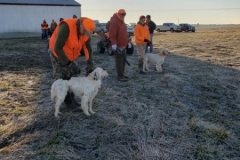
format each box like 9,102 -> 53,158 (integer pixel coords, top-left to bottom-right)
156,23 -> 181,32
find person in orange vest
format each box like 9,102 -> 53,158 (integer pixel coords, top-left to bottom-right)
49,17 -> 95,105
41,19 -> 48,39
134,15 -> 151,74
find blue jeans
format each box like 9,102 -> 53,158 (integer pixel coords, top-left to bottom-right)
145,33 -> 153,53
42,30 -> 48,38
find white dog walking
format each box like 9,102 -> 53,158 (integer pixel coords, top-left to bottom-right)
143,49 -> 169,72
51,67 -> 108,118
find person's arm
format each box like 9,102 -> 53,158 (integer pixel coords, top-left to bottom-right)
109,20 -> 118,45
153,21 -> 156,30
85,37 -> 92,62
84,37 -> 94,74
54,22 -> 70,65
134,25 -> 145,42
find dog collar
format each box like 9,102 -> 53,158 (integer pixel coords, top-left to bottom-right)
88,73 -> 98,80
158,53 -> 165,57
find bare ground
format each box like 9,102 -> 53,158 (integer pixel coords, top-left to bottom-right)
0,26 -> 240,160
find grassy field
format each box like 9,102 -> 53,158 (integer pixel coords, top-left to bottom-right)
0,25 -> 240,160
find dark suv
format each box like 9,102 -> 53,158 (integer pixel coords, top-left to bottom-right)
179,23 -> 195,32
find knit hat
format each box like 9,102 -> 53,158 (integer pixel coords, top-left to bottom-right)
118,9 -> 126,15
82,18 -> 96,33
139,15 -> 146,20
146,15 -> 151,19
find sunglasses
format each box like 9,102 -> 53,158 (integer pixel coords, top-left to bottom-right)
121,13 -> 126,16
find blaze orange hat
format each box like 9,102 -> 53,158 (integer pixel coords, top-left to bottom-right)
118,9 -> 126,15
82,18 -> 96,32
139,15 -> 146,20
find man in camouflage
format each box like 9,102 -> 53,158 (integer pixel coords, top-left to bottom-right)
49,17 -> 95,104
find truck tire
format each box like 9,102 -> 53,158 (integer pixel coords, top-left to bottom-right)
157,28 -> 160,32
97,41 -> 105,53
170,28 -> 174,32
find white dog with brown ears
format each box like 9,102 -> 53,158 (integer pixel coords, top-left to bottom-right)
51,67 -> 108,118
143,49 -> 169,72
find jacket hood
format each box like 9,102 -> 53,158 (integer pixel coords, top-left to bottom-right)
111,13 -> 124,23
137,21 -> 146,26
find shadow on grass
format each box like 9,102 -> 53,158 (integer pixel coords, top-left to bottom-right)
0,37 -> 239,159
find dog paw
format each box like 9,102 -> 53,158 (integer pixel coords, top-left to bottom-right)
89,110 -> 95,114
54,112 -> 62,118
84,112 -> 91,116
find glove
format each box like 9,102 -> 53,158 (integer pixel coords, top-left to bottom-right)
147,41 -> 152,46
128,42 -> 132,48
144,39 -> 150,42
112,44 -> 117,51
68,61 -> 81,74
85,60 -> 94,76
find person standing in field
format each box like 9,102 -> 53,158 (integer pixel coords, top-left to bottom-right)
145,15 -> 156,53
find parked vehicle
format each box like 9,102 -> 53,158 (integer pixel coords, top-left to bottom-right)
179,23 -> 195,32
156,23 -> 181,32
93,22 -> 107,34
126,24 -> 134,36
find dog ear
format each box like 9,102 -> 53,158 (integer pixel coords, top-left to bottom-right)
93,72 -> 98,80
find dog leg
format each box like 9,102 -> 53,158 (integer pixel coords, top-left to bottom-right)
156,65 -> 159,72
159,64 -> 162,72
143,61 -> 146,72
146,62 -> 150,71
89,91 -> 98,114
81,95 -> 91,116
54,99 -> 64,118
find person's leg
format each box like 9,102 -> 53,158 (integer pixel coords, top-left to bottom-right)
49,51 -> 73,104
136,44 -> 146,73
42,30 -> 44,39
114,50 -> 127,82
150,34 -> 153,53
145,43 -> 148,53
45,30 -> 48,38
121,49 -> 127,78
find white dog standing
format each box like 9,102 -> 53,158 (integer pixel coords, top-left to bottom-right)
143,49 -> 169,72
51,67 -> 108,118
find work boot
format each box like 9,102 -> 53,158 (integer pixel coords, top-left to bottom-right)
138,59 -> 145,74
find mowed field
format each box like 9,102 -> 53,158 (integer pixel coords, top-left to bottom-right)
0,25 -> 240,160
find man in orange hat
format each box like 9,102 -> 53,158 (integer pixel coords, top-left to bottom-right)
134,15 -> 150,74
49,17 -> 96,104
109,9 -> 129,82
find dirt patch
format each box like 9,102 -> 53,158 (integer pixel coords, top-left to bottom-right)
0,27 -> 240,160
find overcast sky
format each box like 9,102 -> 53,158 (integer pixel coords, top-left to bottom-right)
75,0 -> 240,25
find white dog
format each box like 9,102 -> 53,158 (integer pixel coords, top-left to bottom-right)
51,67 -> 108,118
143,50 -> 169,72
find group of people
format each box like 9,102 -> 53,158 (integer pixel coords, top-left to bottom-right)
48,9 -> 156,104
41,14 -> 79,39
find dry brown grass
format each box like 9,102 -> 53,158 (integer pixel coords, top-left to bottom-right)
0,25 -> 240,160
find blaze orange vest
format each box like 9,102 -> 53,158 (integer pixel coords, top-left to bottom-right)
41,23 -> 48,30
49,18 -> 90,61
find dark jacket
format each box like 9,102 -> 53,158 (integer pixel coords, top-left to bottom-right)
147,20 -> 156,34
109,13 -> 128,48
